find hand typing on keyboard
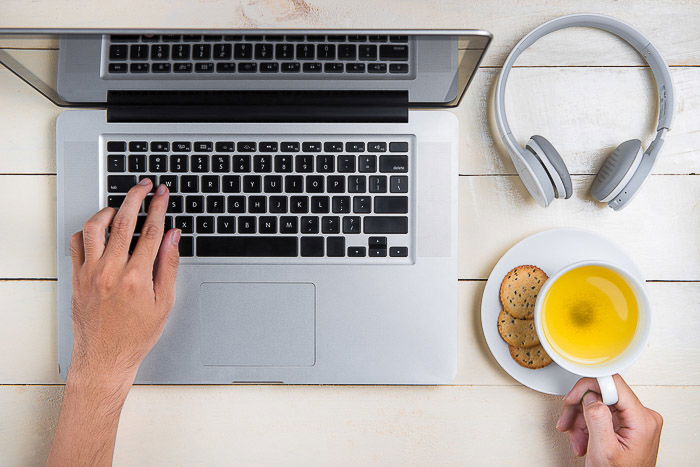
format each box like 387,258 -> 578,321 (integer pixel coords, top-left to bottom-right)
48,178 -> 180,466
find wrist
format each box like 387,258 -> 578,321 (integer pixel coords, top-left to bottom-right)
67,358 -> 138,400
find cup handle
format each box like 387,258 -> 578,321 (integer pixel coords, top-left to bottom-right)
597,375 -> 619,405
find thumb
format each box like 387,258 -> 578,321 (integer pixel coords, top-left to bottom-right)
154,228 -> 181,308
582,391 -> 618,454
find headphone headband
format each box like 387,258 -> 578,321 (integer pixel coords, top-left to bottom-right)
494,14 -> 674,161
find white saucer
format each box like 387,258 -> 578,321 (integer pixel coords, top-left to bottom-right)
480,228 -> 644,395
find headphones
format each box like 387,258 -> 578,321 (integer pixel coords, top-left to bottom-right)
494,14 -> 675,210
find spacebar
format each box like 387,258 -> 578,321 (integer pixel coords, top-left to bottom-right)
196,236 -> 298,257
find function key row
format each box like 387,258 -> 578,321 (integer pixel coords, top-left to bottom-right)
111,35 -> 409,43
108,62 -> 408,74
106,141 -> 408,153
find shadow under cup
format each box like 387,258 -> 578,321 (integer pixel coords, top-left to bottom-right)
534,261 -> 651,405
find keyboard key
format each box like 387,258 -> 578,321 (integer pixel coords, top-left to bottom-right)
353,196 -> 371,213
302,142 -> 321,152
369,35 -> 388,42
275,155 -> 293,172
253,155 -> 272,172
348,246 -> 366,257
167,195 -> 184,213
107,175 -> 136,192
197,236 -> 298,257
183,35 -> 202,42
227,196 -> 245,213
225,35 -> 243,41
280,142 -> 300,152
338,44 -> 356,60
222,175 -> 241,193
243,175 -> 262,193
233,155 -> 251,172
346,63 -> 365,73
111,35 -> 139,42
343,216 -> 361,234
280,216 -> 298,233
195,63 -> 214,73
107,154 -> 125,172
306,175 -> 324,193
358,44 -> 377,60
260,62 -> 279,73
269,196 -> 287,213
368,236 -> 387,248
285,175 -> 303,193
389,142 -> 409,152
363,216 -> 408,234
216,62 -> 236,73
297,43 -> 315,59
358,155 -> 376,172
175,216 -> 194,233
129,63 -> 148,74
303,63 -> 322,73
338,155 -> 356,172
194,142 -> 213,152
234,43 -> 253,59
214,43 -> 232,59
181,175 -> 198,193
324,63 -> 343,73
390,35 -> 409,42
324,142 -> 343,152
173,142 -> 191,152
255,43 -> 273,59
295,155 -> 314,172
151,44 -> 169,60
109,45 -> 128,60
138,175 -> 157,193
310,195 -> 330,213
390,175 -> 408,193
379,155 -> 408,173
179,236 -> 194,257
130,44 -> 148,60
168,155 -> 187,173
191,155 -> 209,172
259,142 -> 278,152
348,175 -> 366,193
317,44 -> 335,60
212,155 -> 230,172
206,195 -> 225,213
159,175 -> 178,192
348,35 -> 367,42
185,195 -> 204,213
379,44 -> 408,61
129,141 -> 148,152
172,44 -> 191,59
327,35 -> 346,42
237,217 -> 256,233
237,141 -> 256,152
369,247 -> 387,257
215,141 -> 234,152
300,216 -> 319,234
193,44 -> 211,60
264,175 -> 283,193
332,196 -> 350,213
109,63 -> 128,73
316,155 -> 335,172
368,63 -> 387,73
326,237 -> 345,257
389,63 -> 409,73
248,196 -> 266,213
238,62 -> 257,72
327,176 -> 345,193
259,216 -> 277,234
149,154 -> 168,172
196,216 -> 215,233
107,195 -> 125,208
161,35 -> 181,42
150,141 -> 170,152
276,43 -> 295,60
300,237 -> 323,257
322,216 -> 340,234
368,142 -> 387,152
290,196 -> 309,213
141,34 -> 160,42
174,63 -> 193,73
107,141 -> 126,152
374,196 -> 408,213
389,246 -> 409,257
217,216 -> 236,233
369,175 -> 387,193
346,142 -> 366,152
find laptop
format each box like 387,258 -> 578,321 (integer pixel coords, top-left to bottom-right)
0,29 -> 491,383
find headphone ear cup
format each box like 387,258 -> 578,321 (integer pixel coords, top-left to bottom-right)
511,146 -> 555,207
526,135 -> 573,199
591,139 -> 644,203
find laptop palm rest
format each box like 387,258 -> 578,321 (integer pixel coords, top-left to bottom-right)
199,282 -> 316,367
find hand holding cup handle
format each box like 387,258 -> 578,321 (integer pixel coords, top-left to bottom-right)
596,375 -> 618,405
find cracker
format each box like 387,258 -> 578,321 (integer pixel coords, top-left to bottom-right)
509,344 -> 553,369
499,265 -> 548,319
497,309 -> 539,348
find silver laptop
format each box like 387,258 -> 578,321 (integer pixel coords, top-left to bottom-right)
0,29 -> 491,384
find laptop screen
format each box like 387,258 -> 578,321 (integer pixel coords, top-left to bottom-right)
0,30 -> 490,108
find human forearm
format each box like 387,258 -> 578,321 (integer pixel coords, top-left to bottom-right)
47,366 -> 135,466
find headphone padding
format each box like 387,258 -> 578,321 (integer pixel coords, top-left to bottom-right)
527,135 -> 573,199
512,147 -> 556,207
591,139 -> 644,202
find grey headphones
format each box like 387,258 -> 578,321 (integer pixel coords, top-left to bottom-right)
494,14 -> 674,210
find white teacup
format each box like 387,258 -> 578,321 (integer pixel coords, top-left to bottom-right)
534,261 -> 651,405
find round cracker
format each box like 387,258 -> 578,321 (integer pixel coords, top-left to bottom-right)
499,265 -> 548,319
509,344 -> 553,369
497,309 -> 539,348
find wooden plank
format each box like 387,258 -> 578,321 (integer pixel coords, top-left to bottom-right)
3,280 -> 698,386
458,174 -> 700,281
0,384 -> 697,466
0,0 -> 697,66
1,174 -> 697,280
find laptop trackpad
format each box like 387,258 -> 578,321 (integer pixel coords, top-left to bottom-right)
199,282 -> 316,367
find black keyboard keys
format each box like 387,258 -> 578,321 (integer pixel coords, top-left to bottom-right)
197,236 -> 298,257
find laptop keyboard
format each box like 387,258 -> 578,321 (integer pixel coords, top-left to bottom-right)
104,136 -> 412,261
104,34 -> 411,77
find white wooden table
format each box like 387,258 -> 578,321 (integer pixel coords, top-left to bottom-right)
1,1 -> 699,465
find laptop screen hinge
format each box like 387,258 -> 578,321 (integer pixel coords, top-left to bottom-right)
106,90 -> 408,123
